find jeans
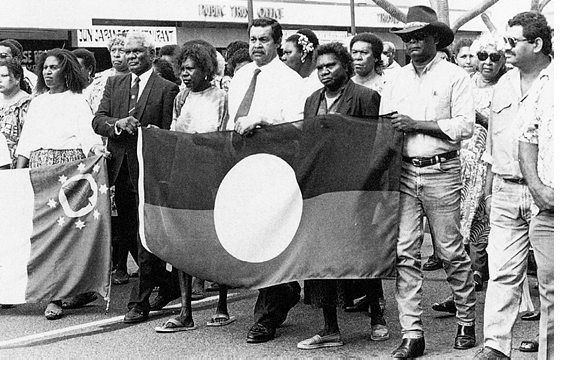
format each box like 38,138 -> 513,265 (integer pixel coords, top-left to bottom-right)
395,158 -> 476,338
530,210 -> 554,360
482,175 -> 533,357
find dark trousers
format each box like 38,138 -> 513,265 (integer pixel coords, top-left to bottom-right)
254,281 -> 301,328
113,157 -> 178,312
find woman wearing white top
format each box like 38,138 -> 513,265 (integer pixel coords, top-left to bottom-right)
15,48 -> 107,320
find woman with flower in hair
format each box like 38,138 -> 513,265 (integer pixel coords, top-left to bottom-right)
281,28 -> 323,97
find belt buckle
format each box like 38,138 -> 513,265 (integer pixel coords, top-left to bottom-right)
411,158 -> 422,167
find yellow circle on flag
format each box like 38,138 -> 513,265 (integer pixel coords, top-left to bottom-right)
214,154 -> 303,263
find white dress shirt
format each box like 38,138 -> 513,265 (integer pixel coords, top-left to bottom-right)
133,68 -> 153,99
226,57 -> 305,130
380,55 -> 474,157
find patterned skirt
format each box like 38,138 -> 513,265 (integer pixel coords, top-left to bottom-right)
29,148 -> 85,169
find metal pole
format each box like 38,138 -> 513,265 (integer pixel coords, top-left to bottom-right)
247,0 -> 254,30
350,0 -> 356,35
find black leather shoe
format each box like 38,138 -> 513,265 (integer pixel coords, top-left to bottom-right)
123,308 -> 149,323
432,299 -> 456,314
454,324 -> 476,349
423,255 -> 442,271
149,294 -> 179,311
246,323 -> 276,343
391,337 -> 425,359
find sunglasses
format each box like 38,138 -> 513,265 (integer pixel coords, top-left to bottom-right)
503,36 -> 531,48
477,51 -> 502,62
399,32 -> 429,43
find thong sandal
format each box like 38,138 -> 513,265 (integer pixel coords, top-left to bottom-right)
44,302 -> 64,320
154,317 -> 197,333
206,313 -> 236,327
519,340 -> 539,352
521,311 -> 540,321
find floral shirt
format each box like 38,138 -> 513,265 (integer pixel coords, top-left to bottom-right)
518,63 -> 553,189
0,95 -> 32,168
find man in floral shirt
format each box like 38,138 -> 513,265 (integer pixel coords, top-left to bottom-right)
518,62 -> 553,360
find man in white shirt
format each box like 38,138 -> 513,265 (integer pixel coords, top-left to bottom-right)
380,5 -> 476,359
228,17 -> 306,344
228,18 -> 304,135
382,41 -> 402,81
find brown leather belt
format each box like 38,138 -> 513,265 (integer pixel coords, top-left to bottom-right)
402,150 -> 459,167
503,177 -> 527,185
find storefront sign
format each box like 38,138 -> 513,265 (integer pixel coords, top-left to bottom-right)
198,3 -> 284,20
76,26 -> 177,48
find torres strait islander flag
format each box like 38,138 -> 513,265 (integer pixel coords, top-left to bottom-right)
0,155 -> 111,304
138,114 -> 402,289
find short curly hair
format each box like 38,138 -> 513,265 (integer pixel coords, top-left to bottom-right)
316,42 -> 354,78
350,32 -> 384,75
508,11 -> 552,56
175,41 -> 217,81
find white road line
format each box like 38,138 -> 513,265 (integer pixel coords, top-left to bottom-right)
0,294 -> 228,348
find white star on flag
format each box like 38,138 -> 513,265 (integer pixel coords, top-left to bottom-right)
93,164 -> 100,173
77,162 -> 86,172
57,217 -> 65,226
75,219 -> 86,230
47,199 -> 57,208
93,209 -> 100,219
99,184 -> 108,194
58,175 -> 67,184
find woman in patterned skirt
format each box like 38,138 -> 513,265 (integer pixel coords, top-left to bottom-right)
15,48 -> 107,320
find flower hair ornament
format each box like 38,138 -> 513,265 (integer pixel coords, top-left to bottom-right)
296,33 -> 315,63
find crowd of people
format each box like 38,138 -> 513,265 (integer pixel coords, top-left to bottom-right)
0,3 -> 553,360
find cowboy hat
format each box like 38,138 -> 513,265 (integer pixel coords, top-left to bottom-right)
391,5 -> 454,48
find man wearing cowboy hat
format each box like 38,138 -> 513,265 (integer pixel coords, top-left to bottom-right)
379,5 -> 476,359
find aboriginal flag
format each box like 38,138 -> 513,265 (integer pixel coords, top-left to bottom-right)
0,156 -> 111,304
138,114 -> 402,289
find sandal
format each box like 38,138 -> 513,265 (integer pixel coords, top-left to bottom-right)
207,313 -> 236,327
519,339 -> 539,352
191,291 -> 205,301
155,317 -> 197,333
44,301 -> 63,320
521,311 -> 540,321
62,292 -> 97,309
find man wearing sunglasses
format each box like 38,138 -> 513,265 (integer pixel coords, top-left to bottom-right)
476,11 -> 552,360
380,5 -> 476,359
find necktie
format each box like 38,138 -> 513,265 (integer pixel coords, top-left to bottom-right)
234,68 -> 261,122
129,76 -> 140,115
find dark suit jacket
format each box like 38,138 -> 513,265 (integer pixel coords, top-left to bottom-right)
92,71 -> 179,184
304,79 -> 380,119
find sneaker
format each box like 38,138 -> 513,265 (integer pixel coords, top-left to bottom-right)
297,332 -> 343,350
474,346 -> 510,360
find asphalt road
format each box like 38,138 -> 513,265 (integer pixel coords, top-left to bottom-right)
0,235 -> 540,360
